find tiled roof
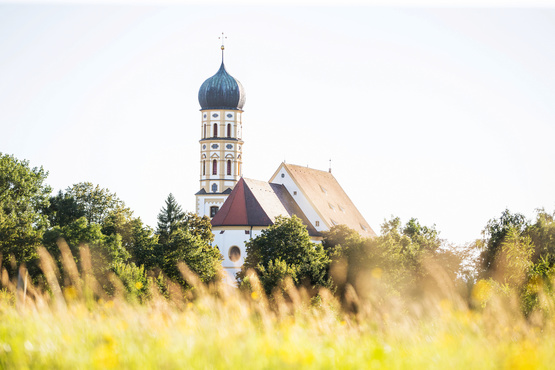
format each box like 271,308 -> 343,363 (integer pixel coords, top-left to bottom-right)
274,163 -> 376,237
211,177 -> 319,236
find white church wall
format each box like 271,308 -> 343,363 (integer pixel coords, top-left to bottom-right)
213,227 -> 264,283
271,166 -> 328,233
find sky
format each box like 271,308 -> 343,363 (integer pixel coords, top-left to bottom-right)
1,1 -> 554,245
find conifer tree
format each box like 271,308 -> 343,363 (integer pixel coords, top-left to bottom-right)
156,193 -> 185,245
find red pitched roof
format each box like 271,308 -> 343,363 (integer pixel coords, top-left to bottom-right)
211,177 -> 318,236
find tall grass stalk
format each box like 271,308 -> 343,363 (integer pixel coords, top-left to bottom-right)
1,245 -> 555,368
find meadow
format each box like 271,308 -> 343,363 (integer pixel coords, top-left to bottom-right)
1,248 -> 554,369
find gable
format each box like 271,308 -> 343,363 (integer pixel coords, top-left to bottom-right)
270,163 -> 376,237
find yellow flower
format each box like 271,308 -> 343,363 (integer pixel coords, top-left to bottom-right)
251,291 -> 259,300
135,281 -> 143,290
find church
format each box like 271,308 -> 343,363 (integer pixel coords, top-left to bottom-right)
195,44 -> 375,280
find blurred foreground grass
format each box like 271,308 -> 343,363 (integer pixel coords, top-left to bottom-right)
1,250 -> 555,369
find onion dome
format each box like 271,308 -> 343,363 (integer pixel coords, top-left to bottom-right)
198,62 -> 246,110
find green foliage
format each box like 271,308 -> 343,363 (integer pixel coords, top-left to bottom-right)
157,193 -> 185,245
43,217 -> 130,280
238,216 -> 331,295
126,218 -> 159,271
162,228 -> 221,286
0,153 -> 51,277
64,182 -> 128,225
112,261 -> 149,302
480,209 -> 528,272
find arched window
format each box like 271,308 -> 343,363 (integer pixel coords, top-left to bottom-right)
213,124 -> 218,137
212,160 -> 217,175
227,124 -> 231,138
227,160 -> 231,175
211,183 -> 218,193
202,160 -> 206,175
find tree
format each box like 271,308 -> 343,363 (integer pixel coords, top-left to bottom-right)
238,216 -> 331,295
162,228 -> 221,286
480,209 -> 528,273
126,218 -> 159,271
43,217 -> 130,278
157,193 -> 185,245
0,153 -> 51,277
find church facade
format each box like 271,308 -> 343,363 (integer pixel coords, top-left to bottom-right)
195,48 -> 375,281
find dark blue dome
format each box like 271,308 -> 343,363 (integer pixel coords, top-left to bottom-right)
198,62 -> 246,110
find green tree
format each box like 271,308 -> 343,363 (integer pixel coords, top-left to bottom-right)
0,153 -> 51,277
238,216 -> 331,295
480,209 -> 528,273
74,182 -> 127,224
126,218 -> 159,271
162,228 -> 222,286
157,193 -> 185,245
43,217 -> 130,275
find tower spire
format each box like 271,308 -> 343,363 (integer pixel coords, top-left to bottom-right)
219,32 -> 227,63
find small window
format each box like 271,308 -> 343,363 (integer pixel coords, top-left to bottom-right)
293,191 -> 297,195
229,246 -> 241,262
210,206 -> 219,217
211,183 -> 218,193
213,124 -> 218,137
212,160 -> 217,175
328,203 -> 335,211
244,230 -> 250,235
281,173 -> 285,178
227,160 -> 231,175
212,113 -> 218,118
339,205 -> 345,213
315,221 -> 320,227
227,124 -> 231,138
202,161 -> 206,175
320,185 -> 327,194
330,218 -> 338,226
360,224 -> 368,231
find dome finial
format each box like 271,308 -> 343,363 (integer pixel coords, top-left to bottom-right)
219,32 -> 227,62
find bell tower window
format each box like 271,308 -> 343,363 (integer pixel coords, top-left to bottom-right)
211,183 -> 218,193
203,124 -> 206,138
227,160 -> 231,175
213,124 -> 218,137
227,124 -> 231,138
203,160 -> 206,175
212,160 -> 217,175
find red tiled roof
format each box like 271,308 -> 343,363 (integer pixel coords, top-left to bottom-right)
211,177 -> 319,236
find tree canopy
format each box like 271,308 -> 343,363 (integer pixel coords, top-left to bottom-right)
238,216 -> 331,295
0,153 -> 51,277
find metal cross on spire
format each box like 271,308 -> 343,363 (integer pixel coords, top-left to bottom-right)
219,32 -> 227,62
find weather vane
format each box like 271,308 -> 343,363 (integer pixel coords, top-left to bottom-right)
219,32 -> 227,61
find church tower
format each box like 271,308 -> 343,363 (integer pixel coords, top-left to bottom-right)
195,44 -> 246,218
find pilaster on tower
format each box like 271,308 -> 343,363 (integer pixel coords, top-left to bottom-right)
195,51 -> 246,219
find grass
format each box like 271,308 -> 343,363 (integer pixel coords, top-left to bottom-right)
1,251 -> 555,369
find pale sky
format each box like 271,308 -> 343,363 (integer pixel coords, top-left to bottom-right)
1,2 -> 554,245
